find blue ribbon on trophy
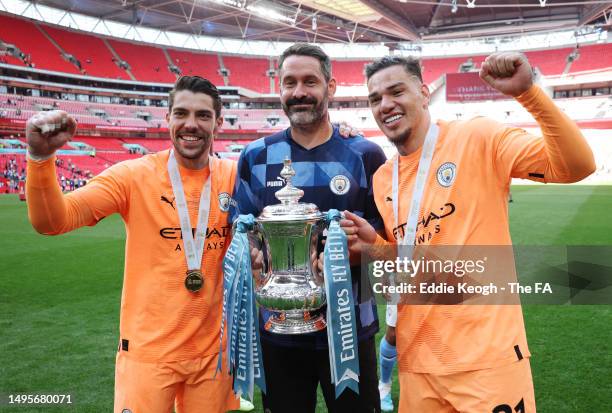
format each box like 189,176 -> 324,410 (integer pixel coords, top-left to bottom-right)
217,214 -> 266,401
324,209 -> 360,397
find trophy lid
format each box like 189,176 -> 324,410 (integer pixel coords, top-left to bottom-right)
258,158 -> 322,222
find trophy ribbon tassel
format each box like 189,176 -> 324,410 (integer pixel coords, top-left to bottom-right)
217,214 -> 266,401
324,209 -> 360,398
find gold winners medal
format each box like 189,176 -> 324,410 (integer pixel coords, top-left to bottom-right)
185,270 -> 204,292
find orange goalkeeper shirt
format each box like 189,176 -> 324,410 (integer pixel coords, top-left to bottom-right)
27,150 -> 237,363
373,85 -> 595,374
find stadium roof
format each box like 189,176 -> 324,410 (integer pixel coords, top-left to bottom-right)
27,0 -> 612,45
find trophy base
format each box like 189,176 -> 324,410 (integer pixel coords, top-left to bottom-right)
265,310 -> 327,334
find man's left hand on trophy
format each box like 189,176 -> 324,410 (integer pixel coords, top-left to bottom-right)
250,247 -> 264,278
316,251 -> 324,277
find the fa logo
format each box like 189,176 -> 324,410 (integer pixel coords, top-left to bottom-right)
535,283 -> 553,293
218,192 -> 231,212
436,162 -> 457,187
330,175 -> 350,195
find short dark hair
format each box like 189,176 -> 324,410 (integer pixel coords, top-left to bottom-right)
365,56 -> 423,83
168,75 -> 222,118
278,43 -> 332,82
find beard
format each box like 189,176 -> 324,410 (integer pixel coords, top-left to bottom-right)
387,127 -> 412,148
282,95 -> 328,128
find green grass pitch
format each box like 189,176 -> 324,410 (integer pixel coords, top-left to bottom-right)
1,185 -> 611,412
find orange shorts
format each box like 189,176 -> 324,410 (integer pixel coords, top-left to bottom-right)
398,359 -> 536,413
114,352 -> 239,413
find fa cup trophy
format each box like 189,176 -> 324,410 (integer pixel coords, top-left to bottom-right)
222,158 -> 360,398
251,158 -> 327,334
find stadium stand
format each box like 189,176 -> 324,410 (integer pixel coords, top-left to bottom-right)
569,43 -> 612,73
0,49 -> 26,66
67,156 -> 111,175
420,56 -> 477,84
0,94 -> 163,127
0,154 -> 25,193
3,90 -> 610,140
524,47 -> 574,75
1,13 -> 609,91
41,25 -> 128,79
223,55 -> 271,93
0,14 -> 79,74
123,139 -> 170,152
331,56 -> 487,86
107,39 -> 176,83
221,109 -> 288,130
0,153 -> 104,193
76,137 -> 127,151
1,13 -> 610,188
96,152 -> 142,164
167,49 -> 224,85
211,139 -> 252,153
332,60 -> 368,86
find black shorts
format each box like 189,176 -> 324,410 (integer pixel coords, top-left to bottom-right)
261,336 -> 381,413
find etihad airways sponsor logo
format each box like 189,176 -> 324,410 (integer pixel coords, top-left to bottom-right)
392,203 -> 455,244
161,225 -> 231,251
160,225 -> 231,240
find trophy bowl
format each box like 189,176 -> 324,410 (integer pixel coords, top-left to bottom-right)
250,158 -> 327,334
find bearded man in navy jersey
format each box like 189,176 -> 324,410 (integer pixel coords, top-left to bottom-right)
230,43 -> 386,413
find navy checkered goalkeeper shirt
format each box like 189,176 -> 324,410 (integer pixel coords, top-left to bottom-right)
230,125 -> 386,349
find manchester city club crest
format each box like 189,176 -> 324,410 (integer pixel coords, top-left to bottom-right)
218,192 -> 231,212
436,162 -> 457,187
330,175 -> 350,195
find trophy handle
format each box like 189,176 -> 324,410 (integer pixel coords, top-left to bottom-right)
310,219 -> 327,284
248,222 -> 272,290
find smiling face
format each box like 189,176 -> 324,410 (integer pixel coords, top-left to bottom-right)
367,64 -> 430,149
279,55 -> 336,128
166,90 -> 222,169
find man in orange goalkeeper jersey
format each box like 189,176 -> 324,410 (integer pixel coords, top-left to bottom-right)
25,76 -> 239,413
341,52 -> 595,412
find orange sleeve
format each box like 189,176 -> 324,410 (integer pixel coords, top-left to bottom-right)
492,85 -> 595,184
374,233 -> 391,247
26,156 -> 129,235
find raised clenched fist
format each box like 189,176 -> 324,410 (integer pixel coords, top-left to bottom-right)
26,110 -> 77,159
479,52 -> 534,97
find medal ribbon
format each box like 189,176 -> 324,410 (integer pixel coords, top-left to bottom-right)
392,122 -> 439,260
324,209 -> 360,398
167,150 -> 213,274
217,214 -> 266,401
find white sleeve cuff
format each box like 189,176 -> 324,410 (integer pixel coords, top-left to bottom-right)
27,149 -> 55,162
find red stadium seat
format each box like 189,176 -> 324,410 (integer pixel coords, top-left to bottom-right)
569,44 -> 612,73
223,56 -> 271,93
168,50 -> 224,85
107,39 -> 176,83
0,14 -> 80,74
42,25 -> 128,79
332,60 -> 368,86
524,47 -> 574,75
